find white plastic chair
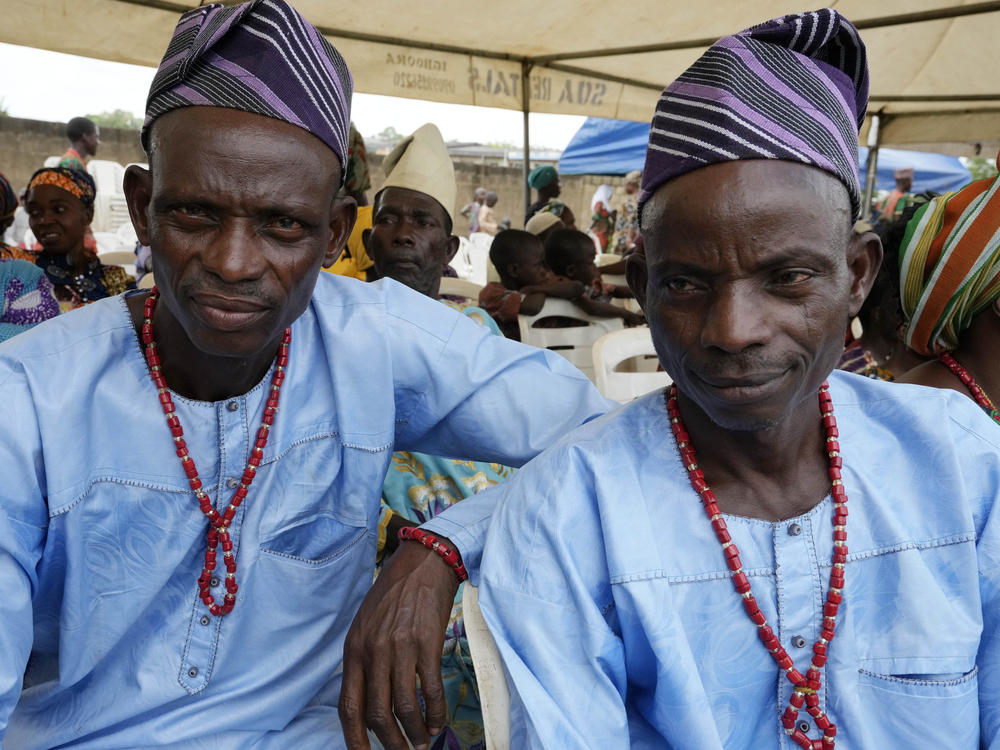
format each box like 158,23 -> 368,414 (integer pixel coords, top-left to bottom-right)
439,277 -> 484,305
465,233 -> 494,286
518,298 -> 623,382
463,585 -> 511,750
97,250 -> 137,266
449,236 -> 475,280
595,252 -> 620,267
592,327 -> 671,403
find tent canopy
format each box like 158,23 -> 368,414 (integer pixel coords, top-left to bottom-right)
4,1 -> 1000,149
561,117 -> 972,194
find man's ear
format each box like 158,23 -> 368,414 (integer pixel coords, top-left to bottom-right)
625,251 -> 649,311
846,230 -> 883,318
443,235 -> 460,266
123,164 -> 153,246
325,196 -> 357,268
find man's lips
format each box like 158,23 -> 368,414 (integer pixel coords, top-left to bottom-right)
694,368 -> 791,402
190,293 -> 270,330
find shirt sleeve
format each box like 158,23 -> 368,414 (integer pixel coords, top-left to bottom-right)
0,362 -> 48,733
477,444 -> 631,748
385,282 -> 612,574
971,414 -> 1000,747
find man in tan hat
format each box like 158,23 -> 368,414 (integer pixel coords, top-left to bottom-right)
364,123 -> 510,749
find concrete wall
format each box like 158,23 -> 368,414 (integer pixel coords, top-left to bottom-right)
0,116 -> 627,232
0,116 -> 147,193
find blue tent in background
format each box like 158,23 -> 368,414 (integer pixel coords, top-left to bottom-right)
560,117 -> 972,194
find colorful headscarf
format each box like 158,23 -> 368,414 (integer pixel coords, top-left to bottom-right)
0,172 -> 16,221
27,167 -> 96,209
142,0 -> 353,175
639,9 -> 868,220
899,162 -> 1000,355
528,165 -> 558,190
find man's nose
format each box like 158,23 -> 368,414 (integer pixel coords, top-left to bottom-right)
700,285 -> 771,353
201,220 -> 267,283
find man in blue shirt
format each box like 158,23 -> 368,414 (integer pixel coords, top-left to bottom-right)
343,9 -> 1000,750
0,2 -> 609,747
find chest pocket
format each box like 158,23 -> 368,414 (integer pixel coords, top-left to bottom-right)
843,538 -> 981,747
259,513 -> 367,567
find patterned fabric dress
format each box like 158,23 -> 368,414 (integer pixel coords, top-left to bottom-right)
613,194 -> 639,253
35,253 -> 136,311
0,258 -> 60,342
377,302 -> 507,750
836,339 -> 895,381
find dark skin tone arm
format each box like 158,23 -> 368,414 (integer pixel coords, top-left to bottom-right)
516,278 -> 586,316
340,539 -> 462,750
573,294 -> 645,325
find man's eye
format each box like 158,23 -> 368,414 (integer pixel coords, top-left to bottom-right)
774,270 -> 812,285
175,205 -> 207,218
664,278 -> 698,292
272,217 -> 302,230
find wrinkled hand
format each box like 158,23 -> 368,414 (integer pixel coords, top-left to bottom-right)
340,539 -> 461,750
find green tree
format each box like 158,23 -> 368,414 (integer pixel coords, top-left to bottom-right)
962,156 -> 999,182
0,97 -> 9,117
86,109 -> 143,130
377,126 -> 402,142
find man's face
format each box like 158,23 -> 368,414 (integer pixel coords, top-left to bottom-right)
84,127 -> 100,157
628,160 -> 880,432
26,184 -> 91,255
897,176 -> 913,192
367,187 -> 457,298
124,107 -> 355,359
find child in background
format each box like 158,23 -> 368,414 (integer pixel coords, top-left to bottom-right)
479,230 -> 587,340
544,229 -> 643,324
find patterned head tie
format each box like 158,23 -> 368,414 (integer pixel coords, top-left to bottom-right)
0,172 -> 16,221
27,167 -> 97,209
899,158 -> 1000,355
142,0 -> 353,177
639,8 -> 868,220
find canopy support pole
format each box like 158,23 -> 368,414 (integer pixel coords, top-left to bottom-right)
522,61 -> 533,223
862,113 -> 882,221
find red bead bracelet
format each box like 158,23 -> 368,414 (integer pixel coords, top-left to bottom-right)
398,526 -> 469,582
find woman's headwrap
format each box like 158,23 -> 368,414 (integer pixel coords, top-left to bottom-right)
528,165 -> 558,190
141,0 -> 353,178
27,167 -> 97,209
899,159 -> 1000,355
639,8 -> 868,220
591,184 -> 614,212
0,172 -> 17,221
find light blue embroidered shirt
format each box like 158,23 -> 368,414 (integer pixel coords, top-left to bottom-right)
0,272 -> 610,748
475,372 -> 1000,749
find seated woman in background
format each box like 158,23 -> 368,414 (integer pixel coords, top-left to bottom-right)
24,167 -> 135,310
895,167 -> 1000,423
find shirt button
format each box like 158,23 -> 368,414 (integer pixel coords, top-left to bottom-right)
787,522 -> 802,536
226,400 -> 239,412
210,576 -> 220,588
226,477 -> 239,489
188,666 -> 199,678
200,615 -> 211,626
797,720 -> 810,733
792,635 -> 807,648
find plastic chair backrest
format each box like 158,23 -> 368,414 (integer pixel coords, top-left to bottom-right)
439,277 -> 484,304
592,327 -> 672,403
449,236 -> 474,279
465,233 -> 494,286
517,298 -> 623,382
96,250 -> 137,267
595,253 -> 620,267
463,585 -> 511,750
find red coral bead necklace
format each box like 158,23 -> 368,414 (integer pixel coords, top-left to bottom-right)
141,287 -> 290,617
938,351 -> 1000,424
666,382 -> 847,749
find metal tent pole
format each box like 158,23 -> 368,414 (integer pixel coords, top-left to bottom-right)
862,113 -> 882,221
522,61 -> 533,224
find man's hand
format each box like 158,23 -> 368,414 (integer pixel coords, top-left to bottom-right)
340,539 -> 461,750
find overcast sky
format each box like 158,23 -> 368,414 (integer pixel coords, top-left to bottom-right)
0,42 -> 585,150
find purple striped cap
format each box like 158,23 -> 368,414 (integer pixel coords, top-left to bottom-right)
639,9 -> 868,219
141,0 -> 353,176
